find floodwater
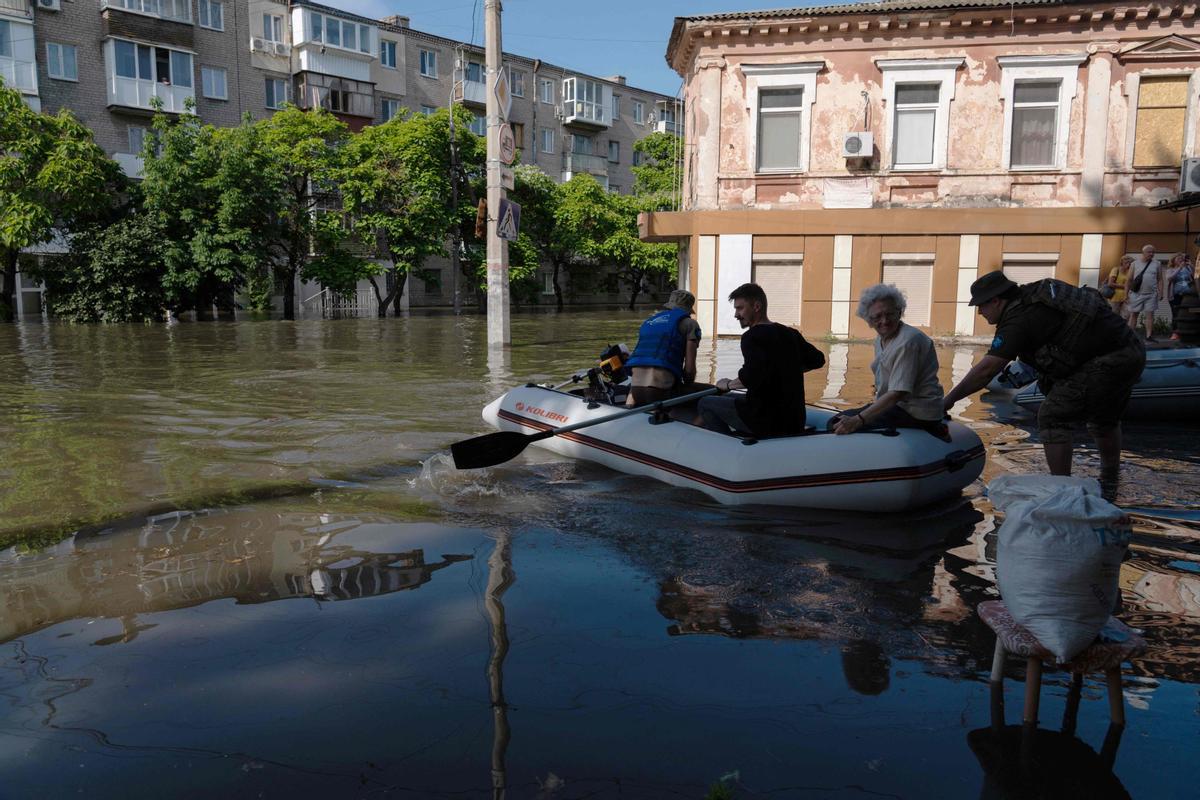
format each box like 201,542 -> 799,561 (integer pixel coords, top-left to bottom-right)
0,312 -> 1196,799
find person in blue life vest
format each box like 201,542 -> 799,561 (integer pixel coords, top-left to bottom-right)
942,271 -> 1145,491
698,282 -> 825,437
624,288 -> 702,407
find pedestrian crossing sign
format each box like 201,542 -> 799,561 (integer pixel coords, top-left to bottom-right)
497,198 -> 520,242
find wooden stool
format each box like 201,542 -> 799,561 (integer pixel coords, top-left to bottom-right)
977,600 -> 1147,729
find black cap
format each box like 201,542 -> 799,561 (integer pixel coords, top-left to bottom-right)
968,271 -> 1018,306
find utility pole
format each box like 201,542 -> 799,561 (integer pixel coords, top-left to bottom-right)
485,0 -> 510,347
449,56 -> 462,315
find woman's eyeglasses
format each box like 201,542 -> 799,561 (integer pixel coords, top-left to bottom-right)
868,310 -> 901,324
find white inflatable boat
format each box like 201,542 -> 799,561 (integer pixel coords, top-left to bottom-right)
1012,345 -> 1200,421
480,385 -> 985,512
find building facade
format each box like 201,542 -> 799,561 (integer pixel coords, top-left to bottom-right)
642,0 -> 1200,340
9,0 -> 677,313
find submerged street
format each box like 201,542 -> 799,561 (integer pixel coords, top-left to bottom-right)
1,311 -> 1197,798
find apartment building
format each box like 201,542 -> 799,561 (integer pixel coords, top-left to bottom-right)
642,0 -> 1200,340
9,0 -> 676,313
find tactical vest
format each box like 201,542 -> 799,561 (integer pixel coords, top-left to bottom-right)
1010,279 -> 1109,379
625,307 -> 690,382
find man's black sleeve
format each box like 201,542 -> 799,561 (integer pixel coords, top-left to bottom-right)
737,329 -> 770,390
796,332 -> 825,371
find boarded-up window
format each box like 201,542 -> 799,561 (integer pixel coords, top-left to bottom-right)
1133,76 -> 1189,168
1003,257 -> 1057,285
882,255 -> 933,327
752,259 -> 803,326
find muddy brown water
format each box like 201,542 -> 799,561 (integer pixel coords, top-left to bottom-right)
0,312 -> 1196,798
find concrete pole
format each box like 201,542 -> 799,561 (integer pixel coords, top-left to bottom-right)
485,0 -> 510,347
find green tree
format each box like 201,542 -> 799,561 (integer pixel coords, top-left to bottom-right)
510,168 -> 616,311
338,107 -> 483,316
0,82 -> 122,321
258,106 -> 350,319
140,103 -> 284,318
603,193 -> 678,310
631,131 -> 683,201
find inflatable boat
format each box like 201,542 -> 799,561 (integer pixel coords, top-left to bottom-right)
1013,345 -> 1200,421
479,385 -> 985,512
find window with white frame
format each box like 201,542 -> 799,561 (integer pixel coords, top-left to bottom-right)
539,78 -> 554,104
633,100 -> 644,124
128,125 -> 147,155
756,88 -> 804,171
265,77 -> 288,109
263,14 -> 283,42
881,254 -> 934,327
201,66 -> 226,99
46,43 -> 78,81
159,0 -> 190,23
744,62 -> 822,174
113,40 -> 192,87
308,12 -> 371,54
419,49 -> 437,78
465,61 -> 484,83
999,54 -> 1083,171
540,127 -> 555,153
632,149 -> 642,166
198,0 -> 223,31
381,98 -> 401,122
510,68 -> 525,97
878,58 -> 961,171
611,94 -> 621,119
469,114 -> 486,136
0,21 -> 10,58
542,273 -> 555,295
420,105 -> 436,115
380,40 -> 397,69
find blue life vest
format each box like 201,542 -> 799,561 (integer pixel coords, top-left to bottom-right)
626,307 -> 690,382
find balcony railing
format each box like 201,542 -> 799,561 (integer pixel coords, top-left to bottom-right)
562,99 -> 609,128
654,119 -> 680,135
563,152 -> 608,176
101,0 -> 192,24
114,152 -> 144,178
0,55 -> 37,93
456,78 -> 486,106
108,76 -> 194,113
0,0 -> 32,19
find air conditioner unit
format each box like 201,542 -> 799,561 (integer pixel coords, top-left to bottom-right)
1180,157 -> 1200,194
250,36 -> 267,53
842,131 -> 873,158
273,41 -> 289,57
37,0 -> 61,11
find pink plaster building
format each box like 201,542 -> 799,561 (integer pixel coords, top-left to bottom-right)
642,0 -> 1200,339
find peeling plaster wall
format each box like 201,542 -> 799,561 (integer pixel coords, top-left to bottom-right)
676,10 -> 1199,213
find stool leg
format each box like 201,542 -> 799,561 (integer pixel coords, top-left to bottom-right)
1105,668 -> 1126,726
1022,657 -> 1042,725
1062,672 -> 1083,736
989,639 -> 1006,730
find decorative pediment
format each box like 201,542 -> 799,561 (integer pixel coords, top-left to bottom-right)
1118,35 -> 1200,63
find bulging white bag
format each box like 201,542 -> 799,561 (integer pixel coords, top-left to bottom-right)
989,475 -> 1131,663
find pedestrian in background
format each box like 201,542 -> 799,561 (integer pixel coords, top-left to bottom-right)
1165,252 -> 1195,341
1124,244 -> 1163,341
1105,255 -> 1134,316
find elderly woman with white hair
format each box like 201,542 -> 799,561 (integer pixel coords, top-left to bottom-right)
830,284 -> 947,436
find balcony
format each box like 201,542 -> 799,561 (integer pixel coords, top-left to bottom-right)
561,77 -> 611,130
0,0 -> 32,19
108,76 -> 193,113
102,0 -> 192,25
0,55 -> 36,93
563,152 -> 608,177
455,78 -> 486,107
114,152 -> 145,178
654,119 -> 680,136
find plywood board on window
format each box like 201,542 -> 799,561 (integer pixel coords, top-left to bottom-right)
1134,107 -> 1186,168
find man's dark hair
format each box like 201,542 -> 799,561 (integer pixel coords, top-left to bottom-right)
729,282 -> 768,313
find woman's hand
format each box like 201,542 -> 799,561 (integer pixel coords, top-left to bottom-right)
716,378 -> 732,393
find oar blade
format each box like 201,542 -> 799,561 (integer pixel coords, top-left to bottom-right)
451,430 -> 532,470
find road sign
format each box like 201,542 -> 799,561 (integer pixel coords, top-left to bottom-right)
493,68 -> 512,121
500,167 -> 514,190
498,123 -> 516,164
497,198 -> 520,242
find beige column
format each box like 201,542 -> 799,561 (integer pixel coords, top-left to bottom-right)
692,57 -> 725,210
1080,46 -> 1117,207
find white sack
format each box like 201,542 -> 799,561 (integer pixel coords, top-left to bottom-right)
989,475 -> 1131,663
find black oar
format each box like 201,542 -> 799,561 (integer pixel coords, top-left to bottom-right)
451,387 -> 720,470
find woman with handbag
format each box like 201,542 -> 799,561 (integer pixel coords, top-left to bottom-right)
1104,255 -> 1133,314
1165,253 -> 1195,340
1124,245 -> 1163,341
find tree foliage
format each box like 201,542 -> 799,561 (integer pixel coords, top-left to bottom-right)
0,82 -> 122,320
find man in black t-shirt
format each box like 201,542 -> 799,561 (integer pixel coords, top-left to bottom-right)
699,283 -> 825,437
943,272 -> 1145,487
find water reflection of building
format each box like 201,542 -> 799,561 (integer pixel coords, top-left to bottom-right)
0,511 -> 471,644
